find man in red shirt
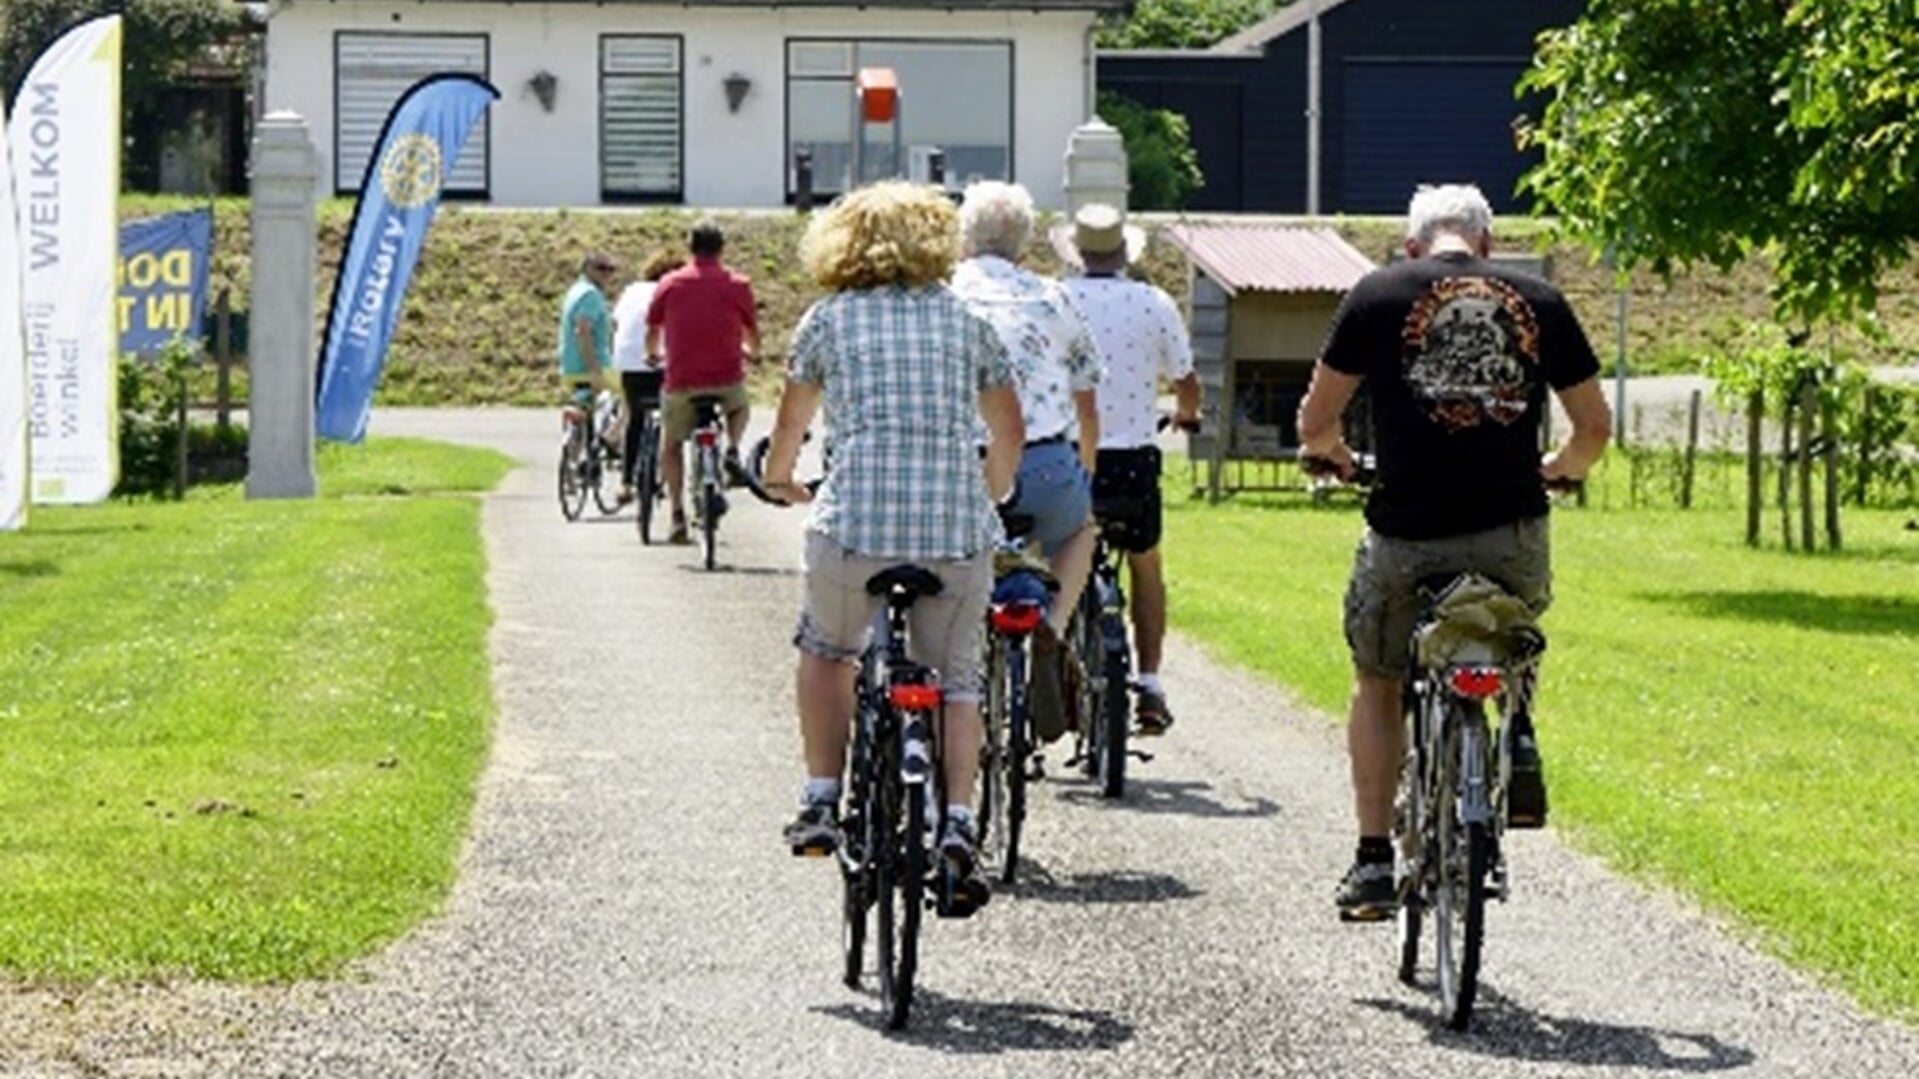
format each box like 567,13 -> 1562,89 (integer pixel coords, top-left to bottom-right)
645,221 -> 761,543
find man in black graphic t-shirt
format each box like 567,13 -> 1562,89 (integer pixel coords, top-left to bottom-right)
1296,184 -> 1611,923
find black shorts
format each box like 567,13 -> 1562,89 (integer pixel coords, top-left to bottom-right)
1092,446 -> 1163,554
620,369 -> 664,411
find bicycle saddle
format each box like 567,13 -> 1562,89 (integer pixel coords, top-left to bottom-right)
866,565 -> 944,600
999,511 -> 1037,539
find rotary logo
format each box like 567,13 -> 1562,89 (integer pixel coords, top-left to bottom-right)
379,134 -> 444,208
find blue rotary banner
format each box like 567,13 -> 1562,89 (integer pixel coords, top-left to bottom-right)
316,74 -> 499,443
118,209 -> 212,356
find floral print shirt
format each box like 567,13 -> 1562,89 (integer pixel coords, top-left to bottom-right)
950,256 -> 1101,441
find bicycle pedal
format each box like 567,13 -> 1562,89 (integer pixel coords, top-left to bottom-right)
1128,750 -> 1155,764
790,842 -> 835,859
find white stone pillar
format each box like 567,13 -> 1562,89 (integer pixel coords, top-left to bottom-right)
1062,118 -> 1130,216
246,111 -> 319,500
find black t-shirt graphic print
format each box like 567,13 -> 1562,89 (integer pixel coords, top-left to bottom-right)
1321,252 -> 1600,540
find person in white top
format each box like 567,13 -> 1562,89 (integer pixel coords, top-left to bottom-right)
1062,204 -> 1201,733
951,181 -> 1103,745
609,250 -> 684,501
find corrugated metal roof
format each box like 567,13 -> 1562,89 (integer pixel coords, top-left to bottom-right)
1162,223 -> 1376,295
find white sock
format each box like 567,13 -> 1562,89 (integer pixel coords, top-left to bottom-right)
1135,672 -> 1163,695
801,777 -> 841,808
945,803 -> 975,831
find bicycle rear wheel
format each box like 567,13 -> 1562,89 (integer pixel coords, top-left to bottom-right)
840,709 -> 876,990
557,426 -> 587,522
1096,612 -> 1130,799
635,420 -> 659,544
591,441 -> 623,516
982,638 -> 1028,885
697,447 -> 721,571
875,755 -> 925,1029
1395,696 -> 1428,986
1434,712 -> 1489,1031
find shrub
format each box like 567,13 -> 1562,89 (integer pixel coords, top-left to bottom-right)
115,341 -> 192,499
1097,90 -> 1204,211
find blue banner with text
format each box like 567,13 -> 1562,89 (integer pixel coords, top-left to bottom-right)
118,209 -> 213,357
316,74 -> 498,443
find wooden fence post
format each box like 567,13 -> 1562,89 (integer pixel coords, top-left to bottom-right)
1681,388 -> 1701,509
1856,387 -> 1875,507
1779,391 -> 1794,550
1821,390 -> 1841,550
215,288 -> 233,433
1746,389 -> 1763,546
1798,381 -> 1815,551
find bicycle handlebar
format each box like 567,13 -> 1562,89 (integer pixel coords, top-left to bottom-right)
743,434 -> 824,506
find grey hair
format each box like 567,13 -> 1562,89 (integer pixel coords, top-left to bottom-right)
958,181 -> 1035,259
1406,184 -> 1494,246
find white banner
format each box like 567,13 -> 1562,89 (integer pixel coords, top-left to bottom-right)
8,16 -> 122,505
0,95 -> 25,530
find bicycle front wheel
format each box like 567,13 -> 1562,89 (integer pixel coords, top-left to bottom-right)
591,441 -> 624,516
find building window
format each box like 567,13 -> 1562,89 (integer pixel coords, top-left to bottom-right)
786,39 -> 1012,199
334,33 -> 489,197
601,36 -> 684,202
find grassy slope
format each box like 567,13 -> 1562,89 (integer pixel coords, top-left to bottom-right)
1162,455 -> 1919,1018
122,196 -> 1919,408
0,438 -> 513,982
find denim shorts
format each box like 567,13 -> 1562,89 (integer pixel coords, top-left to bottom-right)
1343,516 -> 1553,679
1007,440 -> 1093,555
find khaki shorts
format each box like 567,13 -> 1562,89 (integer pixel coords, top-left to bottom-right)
1343,516 -> 1552,679
662,383 -> 749,446
794,531 -> 993,703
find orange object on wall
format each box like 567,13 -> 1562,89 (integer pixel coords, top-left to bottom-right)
856,67 -> 898,124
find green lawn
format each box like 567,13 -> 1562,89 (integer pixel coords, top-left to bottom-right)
0,438 -> 512,982
1164,455 -> 1919,1019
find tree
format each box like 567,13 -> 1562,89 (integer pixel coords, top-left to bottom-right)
2,0 -> 248,190
1097,0 -> 1282,50
1517,2 -> 1919,550
1098,90 -> 1204,210
1518,0 -> 1919,326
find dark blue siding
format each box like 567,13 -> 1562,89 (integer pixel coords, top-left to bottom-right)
1097,0 -> 1582,213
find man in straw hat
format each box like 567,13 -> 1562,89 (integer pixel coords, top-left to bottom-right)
1062,203 -> 1201,735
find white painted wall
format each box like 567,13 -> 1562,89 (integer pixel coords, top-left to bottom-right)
264,1 -> 1097,208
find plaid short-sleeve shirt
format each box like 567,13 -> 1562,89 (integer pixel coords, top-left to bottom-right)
950,256 -> 1101,441
788,285 -> 1013,560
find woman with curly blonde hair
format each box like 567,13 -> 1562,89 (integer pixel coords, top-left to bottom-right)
762,181 -> 1024,912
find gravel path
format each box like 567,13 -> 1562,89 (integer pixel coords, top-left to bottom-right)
5,408 -> 1915,1078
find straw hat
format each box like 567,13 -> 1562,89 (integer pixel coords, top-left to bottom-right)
1051,202 -> 1146,269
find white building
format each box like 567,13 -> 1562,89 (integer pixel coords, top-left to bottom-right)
261,0 -> 1126,209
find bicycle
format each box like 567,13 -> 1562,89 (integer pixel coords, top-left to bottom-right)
631,403 -> 663,545
1064,506 -> 1141,799
977,509 -> 1054,885
745,442 -> 959,1031
558,387 -> 625,522
681,395 -> 729,570
1303,452 -> 1571,1031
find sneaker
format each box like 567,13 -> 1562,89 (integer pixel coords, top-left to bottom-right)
1507,730 -> 1549,829
667,515 -> 691,545
724,449 -> 749,489
1135,688 -> 1175,736
784,802 -> 839,857
937,816 -> 991,918
1336,860 -> 1397,922
1029,627 -> 1067,743
617,484 -> 635,506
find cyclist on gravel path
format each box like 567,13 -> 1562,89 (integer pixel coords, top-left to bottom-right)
951,181 -> 1102,747
762,181 -> 1025,911
1295,184 -> 1611,922
1061,203 -> 1202,735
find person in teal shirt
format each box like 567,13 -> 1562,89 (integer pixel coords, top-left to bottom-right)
558,251 -> 617,392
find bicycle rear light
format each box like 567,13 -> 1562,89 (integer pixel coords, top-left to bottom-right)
695,429 -> 720,447
990,601 -> 1045,635
889,684 -> 942,711
1447,666 -> 1504,700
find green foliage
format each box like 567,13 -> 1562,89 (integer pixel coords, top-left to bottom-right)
1,0 -> 248,189
114,340 -> 192,499
1096,0 -> 1281,50
1519,2 -> 1919,327
1098,90 -> 1205,211
0,439 -> 509,981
